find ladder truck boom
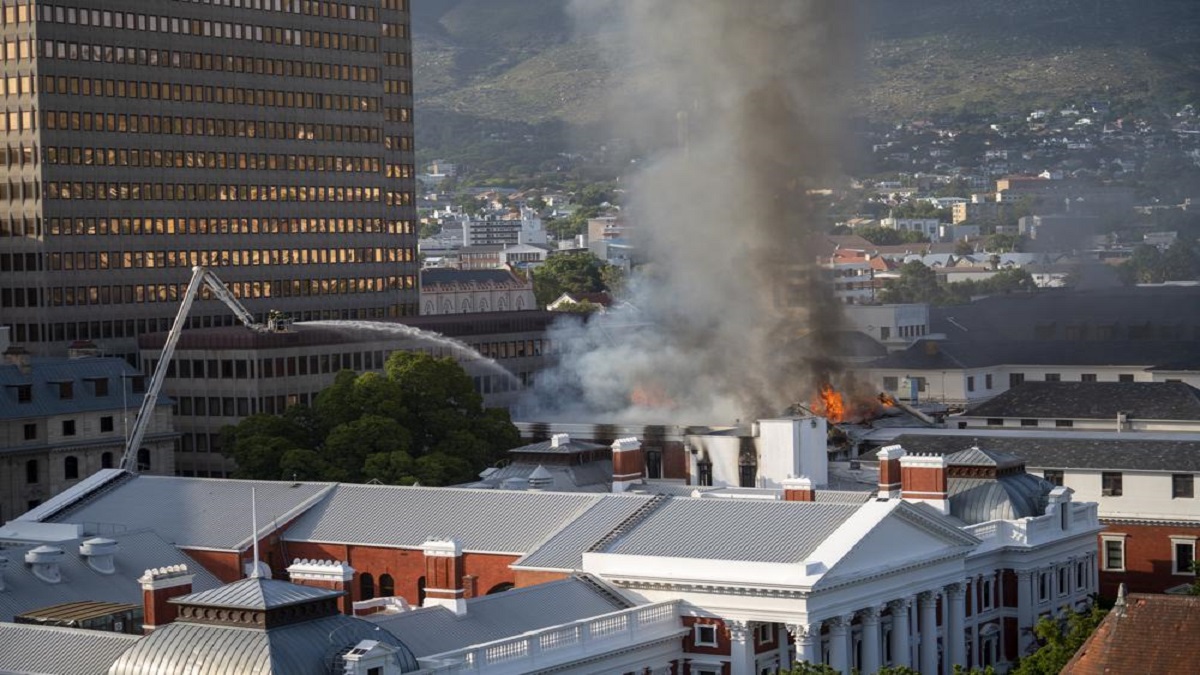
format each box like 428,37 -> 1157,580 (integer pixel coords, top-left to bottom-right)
120,266 -> 287,473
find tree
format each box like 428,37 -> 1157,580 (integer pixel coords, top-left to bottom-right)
954,239 -> 976,256
532,252 -> 607,306
880,260 -> 943,304
1010,604 -> 1106,675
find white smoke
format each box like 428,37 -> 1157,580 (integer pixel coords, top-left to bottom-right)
523,0 -> 858,424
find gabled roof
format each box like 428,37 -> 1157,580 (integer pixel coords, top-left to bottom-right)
0,623 -> 140,675
0,529 -> 223,623
1062,593 -> 1200,675
514,495 -> 655,570
282,485 -> 621,553
370,575 -> 634,658
176,576 -> 341,611
963,382 -> 1200,420
594,497 -> 860,563
41,475 -> 336,551
945,446 -> 1025,470
891,433 -> 1200,472
867,338 -> 1199,371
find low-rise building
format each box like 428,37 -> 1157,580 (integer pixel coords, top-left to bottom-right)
420,268 -> 535,316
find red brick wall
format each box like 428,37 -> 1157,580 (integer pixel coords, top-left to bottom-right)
1098,521 -> 1200,597
682,616 -> 731,657
664,442 -> 689,481
514,569 -> 570,587
1001,569 -> 1018,608
181,548 -> 243,583
613,448 -> 645,481
142,583 -> 191,630
901,466 -> 946,495
879,458 -> 902,491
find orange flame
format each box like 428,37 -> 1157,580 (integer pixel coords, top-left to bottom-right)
811,383 -> 846,423
631,381 -> 675,409
879,392 -> 897,406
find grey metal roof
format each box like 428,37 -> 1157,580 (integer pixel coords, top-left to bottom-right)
891,433 -> 1200,472
964,382 -> 1200,421
0,357 -> 169,421
176,577 -> 341,611
44,476 -> 335,550
17,469 -> 130,522
107,613 -> 419,675
0,622 -> 140,675
944,446 -> 1026,470
515,495 -> 655,570
599,498 -> 860,563
0,529 -> 222,624
369,576 -> 634,658
421,268 -> 521,286
508,438 -> 609,454
282,485 -> 605,553
948,474 -> 1051,525
462,460 -> 614,492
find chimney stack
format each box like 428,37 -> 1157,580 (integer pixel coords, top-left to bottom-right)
550,433 -> 570,448
611,437 -> 644,493
24,545 -> 64,584
138,564 -> 194,633
79,537 -> 119,575
3,345 -> 31,374
899,454 -> 950,514
782,476 -> 816,502
421,539 -> 466,616
287,558 -> 355,615
877,445 -> 906,498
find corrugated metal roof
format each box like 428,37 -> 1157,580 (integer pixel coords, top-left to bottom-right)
515,495 -> 654,570
177,577 -> 341,610
16,600 -> 139,623
948,474 -> 1050,525
945,446 -> 1025,470
0,622 -> 140,675
0,357 -> 169,421
890,433 -> 1200,472
45,475 -> 336,550
108,614 -> 419,674
600,498 -> 860,563
0,529 -> 222,623
282,485 -> 604,553
369,576 -> 634,658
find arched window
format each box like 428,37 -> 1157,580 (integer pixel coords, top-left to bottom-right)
136,448 -> 151,472
64,456 -> 79,480
379,574 -> 394,597
487,582 -> 515,595
442,299 -> 453,313
424,301 -> 435,314
101,452 -> 113,469
497,296 -> 508,311
460,298 -> 472,313
360,573 -> 375,600
417,576 -> 426,605
479,298 -> 489,312
25,459 -> 38,484
516,296 -> 525,310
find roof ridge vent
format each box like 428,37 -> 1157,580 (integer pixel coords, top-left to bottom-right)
79,536 -> 119,575
25,545 -> 65,584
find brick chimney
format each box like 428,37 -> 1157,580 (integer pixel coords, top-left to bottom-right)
138,564 -> 194,633
611,437 -> 644,493
421,539 -> 466,616
782,476 -> 816,502
287,558 -> 355,615
877,445 -> 906,498
899,454 -> 950,514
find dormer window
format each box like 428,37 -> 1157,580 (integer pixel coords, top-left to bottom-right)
58,381 -> 73,399
15,384 -> 32,402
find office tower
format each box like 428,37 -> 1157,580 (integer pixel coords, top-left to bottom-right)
0,0 -> 418,358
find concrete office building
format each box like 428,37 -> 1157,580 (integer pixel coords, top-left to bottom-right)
0,0 -> 418,358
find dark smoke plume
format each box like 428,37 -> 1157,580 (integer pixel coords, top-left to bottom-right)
523,0 -> 860,423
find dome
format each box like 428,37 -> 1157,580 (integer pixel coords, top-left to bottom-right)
948,473 -> 1050,525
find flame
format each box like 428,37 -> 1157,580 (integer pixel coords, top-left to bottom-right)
879,392 -> 897,406
811,383 -> 846,423
631,381 -> 675,409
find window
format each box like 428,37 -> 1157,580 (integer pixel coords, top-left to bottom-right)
1173,474 -> 1194,499
756,623 -> 773,644
1020,419 -> 1039,427
136,448 -> 151,472
985,374 -> 993,389
1172,538 -> 1197,575
1043,470 -> 1064,486
1044,373 -> 1061,382
1102,472 -> 1123,497
1118,374 -> 1134,383
694,624 -> 718,647
1076,561 -> 1087,589
379,574 -> 394,597
1038,572 -> 1050,602
1009,373 -> 1025,388
967,376 -> 975,392
981,578 -> 994,610
1055,420 -> 1074,428
697,460 -> 713,487
1081,373 -> 1097,382
360,573 -> 375,600
986,418 -> 1004,426
23,423 -> 36,440
646,449 -> 662,480
101,416 -> 114,432
883,376 -> 898,391
62,419 -> 76,436
1102,536 -> 1126,571
739,464 -> 756,488
26,459 -> 38,484
1057,567 -> 1068,596
64,456 -> 79,480
101,452 -> 114,469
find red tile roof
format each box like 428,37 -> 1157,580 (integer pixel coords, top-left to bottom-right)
1061,592 -> 1200,675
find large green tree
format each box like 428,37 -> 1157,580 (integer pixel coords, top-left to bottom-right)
1010,605 -> 1106,675
221,352 -> 518,486
532,252 -> 611,306
880,260 -> 944,304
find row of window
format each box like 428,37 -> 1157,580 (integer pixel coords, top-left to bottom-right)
39,5 -> 383,54
1034,322 -> 1194,341
35,38 -> 389,83
45,181 -> 391,204
22,451 -> 150,484
40,75 -> 387,114
1041,469 -> 1195,499
4,303 -> 420,343
43,217 -> 414,237
42,110 -> 392,145
41,247 -> 411,273
168,0 -> 390,23
1035,561 -> 1091,604
40,147 -> 402,175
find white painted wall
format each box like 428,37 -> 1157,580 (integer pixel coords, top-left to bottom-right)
1029,468 -> 1200,522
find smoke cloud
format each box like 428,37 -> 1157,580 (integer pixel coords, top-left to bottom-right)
523,0 -> 860,423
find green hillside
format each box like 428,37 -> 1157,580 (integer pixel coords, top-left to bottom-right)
412,0 -> 1200,168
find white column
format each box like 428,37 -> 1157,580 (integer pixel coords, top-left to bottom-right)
918,591 -> 939,675
728,620 -> 756,675
888,597 -> 913,669
946,582 -> 966,670
1015,569 -> 1035,655
776,623 -> 791,671
827,615 -> 852,674
860,606 -> 882,675
1090,552 -> 1100,598
788,622 -> 821,667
